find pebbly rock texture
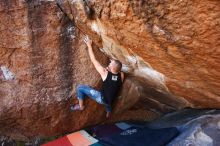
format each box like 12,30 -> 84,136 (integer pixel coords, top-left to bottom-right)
0,0 -> 219,141
0,0 -> 110,140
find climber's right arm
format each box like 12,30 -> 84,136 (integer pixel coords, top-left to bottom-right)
84,36 -> 108,80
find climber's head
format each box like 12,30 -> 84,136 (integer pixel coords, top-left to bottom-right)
108,59 -> 122,73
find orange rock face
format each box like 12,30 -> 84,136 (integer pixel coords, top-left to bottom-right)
0,0 -> 108,139
59,0 -> 220,108
0,0 -> 219,140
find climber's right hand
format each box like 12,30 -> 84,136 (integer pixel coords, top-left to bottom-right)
84,35 -> 92,46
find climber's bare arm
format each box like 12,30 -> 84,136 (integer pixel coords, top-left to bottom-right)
84,36 -> 107,80
121,72 -> 124,82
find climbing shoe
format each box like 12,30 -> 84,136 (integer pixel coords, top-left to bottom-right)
70,104 -> 84,111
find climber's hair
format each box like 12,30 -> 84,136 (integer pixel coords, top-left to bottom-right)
113,59 -> 122,72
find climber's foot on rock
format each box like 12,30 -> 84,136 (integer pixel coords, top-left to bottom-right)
70,104 -> 84,111
106,111 -> 111,118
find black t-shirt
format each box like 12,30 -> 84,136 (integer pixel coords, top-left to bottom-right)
100,71 -> 122,106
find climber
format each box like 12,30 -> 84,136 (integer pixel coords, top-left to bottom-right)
70,36 -> 124,118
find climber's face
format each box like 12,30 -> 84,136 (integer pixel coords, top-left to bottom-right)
108,59 -> 116,71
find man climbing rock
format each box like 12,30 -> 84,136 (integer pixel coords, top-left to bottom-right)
71,36 -> 124,118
